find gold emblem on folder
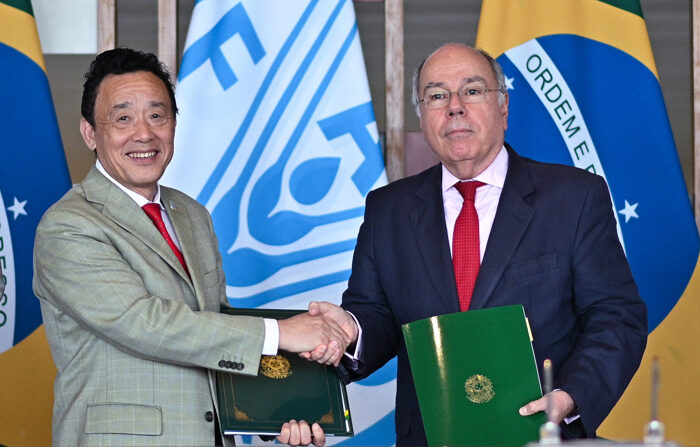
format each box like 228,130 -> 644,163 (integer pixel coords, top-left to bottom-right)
260,355 -> 292,379
464,374 -> 495,403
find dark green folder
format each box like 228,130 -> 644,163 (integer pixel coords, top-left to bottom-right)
216,307 -> 353,437
402,304 -> 546,446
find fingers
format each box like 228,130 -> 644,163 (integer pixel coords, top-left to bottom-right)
308,301 -> 321,316
278,313 -> 349,353
276,420 -> 315,446
519,396 -> 545,417
312,422 -> 326,446
519,391 -> 576,424
314,301 -> 359,344
301,342 -> 344,366
277,421 -> 291,445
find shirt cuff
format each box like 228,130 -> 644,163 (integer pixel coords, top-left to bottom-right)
342,312 -> 363,369
262,318 -> 279,355
563,414 -> 580,424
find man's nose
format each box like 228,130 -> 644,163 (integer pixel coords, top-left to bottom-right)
131,117 -> 155,141
447,92 -> 466,116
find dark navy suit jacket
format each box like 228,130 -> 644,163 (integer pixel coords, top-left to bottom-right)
339,144 -> 647,446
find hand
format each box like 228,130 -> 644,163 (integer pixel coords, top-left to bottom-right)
278,311 -> 350,361
308,301 -> 358,344
300,301 -> 359,365
276,420 -> 325,446
518,390 -> 576,424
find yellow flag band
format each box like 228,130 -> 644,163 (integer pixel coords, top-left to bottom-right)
0,2 -> 46,73
475,0 -> 657,78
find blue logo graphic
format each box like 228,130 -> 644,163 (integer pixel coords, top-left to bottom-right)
500,35 -> 698,331
168,1 -> 393,443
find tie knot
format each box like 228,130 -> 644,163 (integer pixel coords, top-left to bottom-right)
454,181 -> 485,202
142,203 -> 163,223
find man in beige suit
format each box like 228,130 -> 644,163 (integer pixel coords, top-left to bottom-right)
33,48 -> 344,447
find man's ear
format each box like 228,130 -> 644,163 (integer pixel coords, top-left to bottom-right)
501,92 -> 510,131
79,118 -> 97,152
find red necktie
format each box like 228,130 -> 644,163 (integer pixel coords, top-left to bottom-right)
452,181 -> 485,311
142,203 -> 189,275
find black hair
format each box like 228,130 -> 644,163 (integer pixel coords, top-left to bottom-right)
81,47 -> 178,126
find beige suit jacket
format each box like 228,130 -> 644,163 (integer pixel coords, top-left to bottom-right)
34,166 -> 265,446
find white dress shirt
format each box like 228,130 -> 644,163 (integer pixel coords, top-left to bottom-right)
442,146 -> 508,260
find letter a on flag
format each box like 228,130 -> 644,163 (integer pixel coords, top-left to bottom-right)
0,0 -> 72,444
477,0 -> 700,443
163,0 -> 395,444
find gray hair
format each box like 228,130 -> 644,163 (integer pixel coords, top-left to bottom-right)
411,45 -> 507,118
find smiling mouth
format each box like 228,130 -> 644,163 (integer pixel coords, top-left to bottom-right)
127,151 -> 157,159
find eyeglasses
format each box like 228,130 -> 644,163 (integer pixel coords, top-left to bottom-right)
418,84 -> 505,110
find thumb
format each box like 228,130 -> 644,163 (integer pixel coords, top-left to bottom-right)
308,300 -> 321,316
519,396 -> 545,416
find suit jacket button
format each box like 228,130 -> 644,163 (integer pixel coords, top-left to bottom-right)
226,361 -> 234,369
218,360 -> 227,368
237,362 -> 245,370
205,411 -> 214,422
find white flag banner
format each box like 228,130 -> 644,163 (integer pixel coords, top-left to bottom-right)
164,0 -> 394,445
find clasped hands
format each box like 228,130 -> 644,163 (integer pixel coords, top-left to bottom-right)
277,301 -> 357,367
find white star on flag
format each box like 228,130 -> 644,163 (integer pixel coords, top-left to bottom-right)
505,75 -> 515,90
8,197 -> 27,219
618,200 -> 639,223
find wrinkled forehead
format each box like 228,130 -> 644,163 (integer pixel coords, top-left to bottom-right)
96,72 -> 171,109
420,46 -> 495,89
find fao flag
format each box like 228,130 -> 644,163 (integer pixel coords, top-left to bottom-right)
163,0 -> 394,444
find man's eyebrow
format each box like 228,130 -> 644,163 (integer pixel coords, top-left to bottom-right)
422,81 -> 447,91
111,100 -> 167,111
463,75 -> 488,84
112,102 -> 132,110
422,75 -> 489,92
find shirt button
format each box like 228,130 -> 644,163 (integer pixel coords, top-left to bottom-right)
205,411 -> 214,422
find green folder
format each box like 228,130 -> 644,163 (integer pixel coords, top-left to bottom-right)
402,304 -> 546,446
216,307 -> 353,437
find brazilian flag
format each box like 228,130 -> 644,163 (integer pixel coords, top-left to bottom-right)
476,0 -> 699,443
0,0 -> 71,445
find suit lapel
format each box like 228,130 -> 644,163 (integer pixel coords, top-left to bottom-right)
409,165 -> 461,314
83,167 -> 193,288
160,191 -> 200,292
470,147 -> 535,309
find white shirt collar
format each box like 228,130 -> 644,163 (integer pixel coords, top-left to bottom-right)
95,160 -> 163,209
441,145 -> 509,193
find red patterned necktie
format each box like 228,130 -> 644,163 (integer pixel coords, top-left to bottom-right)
142,203 -> 189,275
452,181 -> 485,311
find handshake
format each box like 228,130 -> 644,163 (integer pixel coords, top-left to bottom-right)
277,301 -> 359,367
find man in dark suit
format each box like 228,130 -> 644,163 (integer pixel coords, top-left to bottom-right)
305,43 -> 647,445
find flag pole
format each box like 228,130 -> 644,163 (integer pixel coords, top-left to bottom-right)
97,0 -> 115,53
693,0 -> 700,231
385,0 -> 405,182
158,0 -> 178,76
